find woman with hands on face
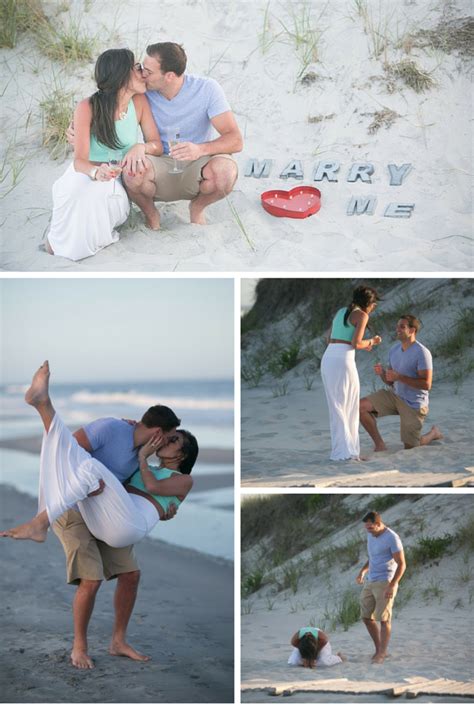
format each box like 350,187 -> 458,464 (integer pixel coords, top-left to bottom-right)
320,285 -> 382,462
46,48 -> 163,261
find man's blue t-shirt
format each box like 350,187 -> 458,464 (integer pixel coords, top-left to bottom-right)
367,527 -> 403,582
146,74 -> 231,154
389,341 -> 432,409
83,417 -> 139,482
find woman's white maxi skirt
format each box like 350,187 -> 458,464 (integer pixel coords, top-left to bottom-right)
320,344 -> 360,461
47,162 -> 130,261
38,414 -> 158,547
287,642 -> 343,667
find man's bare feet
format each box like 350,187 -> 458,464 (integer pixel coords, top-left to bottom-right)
421,425 -> 444,446
109,640 -> 151,662
0,517 -> 48,543
25,361 -> 50,407
372,653 -> 386,664
71,648 -> 95,669
144,207 -> 160,230
373,443 -> 387,452
189,199 -> 207,225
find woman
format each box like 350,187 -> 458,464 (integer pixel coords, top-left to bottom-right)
46,49 -> 163,261
288,627 -> 345,668
0,362 -> 198,547
321,285 -> 382,461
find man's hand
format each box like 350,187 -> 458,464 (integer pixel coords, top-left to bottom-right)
385,368 -> 399,383
170,141 -> 203,162
374,363 -> 385,377
384,582 -> 397,599
66,119 -> 75,146
87,479 -> 105,497
161,502 -> 178,521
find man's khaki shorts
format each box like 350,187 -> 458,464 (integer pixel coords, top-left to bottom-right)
360,580 -> 397,622
365,388 -> 428,447
147,154 -> 237,202
52,510 -> 139,585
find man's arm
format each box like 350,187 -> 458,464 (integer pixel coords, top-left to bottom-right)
385,368 -> 432,390
171,111 -> 243,161
356,561 -> 369,584
385,550 -> 406,598
73,428 -> 93,452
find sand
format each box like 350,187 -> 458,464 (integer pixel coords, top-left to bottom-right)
1,0 -> 472,272
0,484 -> 233,703
241,494 -> 474,702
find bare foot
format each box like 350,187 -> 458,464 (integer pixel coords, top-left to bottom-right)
71,648 -> 94,669
45,239 -> 54,255
189,200 -> 207,225
25,361 -> 50,407
373,443 -> 387,452
109,641 -> 151,662
144,207 -> 160,230
0,517 -> 47,543
372,653 -> 386,664
421,425 -> 444,445
337,651 -> 347,662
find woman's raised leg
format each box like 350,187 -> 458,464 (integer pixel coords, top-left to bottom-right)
25,360 -> 55,432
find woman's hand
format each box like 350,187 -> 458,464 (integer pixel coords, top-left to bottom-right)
122,144 -> 147,177
372,335 -> 382,346
96,163 -> 119,182
139,433 -> 164,460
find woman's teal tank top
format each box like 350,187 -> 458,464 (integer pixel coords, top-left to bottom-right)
89,99 -> 138,161
298,626 -> 319,640
330,307 -> 357,340
128,466 -> 182,515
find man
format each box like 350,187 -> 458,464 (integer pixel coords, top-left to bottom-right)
123,42 -> 243,228
360,314 -> 443,451
356,511 -> 406,664
52,404 -> 180,670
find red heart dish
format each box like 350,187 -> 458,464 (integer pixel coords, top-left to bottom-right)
261,186 -> 321,219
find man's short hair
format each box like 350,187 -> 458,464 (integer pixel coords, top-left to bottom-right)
362,511 -> 382,524
141,405 -> 181,431
399,314 -> 421,333
146,42 -> 187,76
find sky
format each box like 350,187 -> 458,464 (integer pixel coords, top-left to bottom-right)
1,278 -> 234,383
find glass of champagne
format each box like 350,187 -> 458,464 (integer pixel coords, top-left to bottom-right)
107,150 -> 122,198
167,127 -> 183,174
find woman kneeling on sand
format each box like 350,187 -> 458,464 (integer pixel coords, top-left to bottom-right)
288,626 -> 345,668
0,362 -> 198,546
321,285 -> 382,461
46,49 -> 163,261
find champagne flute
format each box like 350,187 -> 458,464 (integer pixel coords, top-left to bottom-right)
167,127 -> 183,174
107,150 -> 122,198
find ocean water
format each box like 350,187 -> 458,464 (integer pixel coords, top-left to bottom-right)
0,380 -> 234,560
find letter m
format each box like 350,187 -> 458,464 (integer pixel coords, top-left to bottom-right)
346,196 -> 377,216
244,159 -> 273,178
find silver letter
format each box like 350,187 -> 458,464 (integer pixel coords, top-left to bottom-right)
384,203 -> 415,218
347,196 -> 377,216
388,163 -> 412,186
347,163 -> 374,183
313,161 -> 339,182
244,158 -> 273,178
279,160 -> 304,180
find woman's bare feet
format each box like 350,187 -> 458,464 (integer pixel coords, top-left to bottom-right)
25,361 -> 50,407
109,640 -> 151,662
71,647 -> 95,669
0,514 -> 48,543
337,651 -> 347,662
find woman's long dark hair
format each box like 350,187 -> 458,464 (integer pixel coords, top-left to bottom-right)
298,633 -> 319,668
343,285 -> 381,326
177,430 -> 199,475
90,48 -> 135,150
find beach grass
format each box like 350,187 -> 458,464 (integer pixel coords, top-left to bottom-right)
353,0 -> 391,60
242,570 -> 266,597
0,0 -> 46,48
367,108 -> 399,134
241,361 -> 265,388
409,17 -> 474,59
369,494 -> 400,512
40,88 -> 74,160
409,534 -> 453,566
226,197 -> 255,251
385,59 -> 435,93
0,142 -> 28,201
272,380 -> 289,397
332,588 -> 360,631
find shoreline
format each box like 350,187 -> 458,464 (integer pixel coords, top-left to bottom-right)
0,484 -> 233,703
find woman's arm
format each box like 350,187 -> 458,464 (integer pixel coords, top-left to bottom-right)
317,630 -> 328,650
138,452 -> 193,498
73,99 -> 114,181
121,95 -> 163,176
290,631 -> 300,648
350,310 -> 381,350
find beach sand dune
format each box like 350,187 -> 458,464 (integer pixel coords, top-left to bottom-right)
0,485 -> 233,703
0,0 -> 472,271
241,494 -> 474,703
